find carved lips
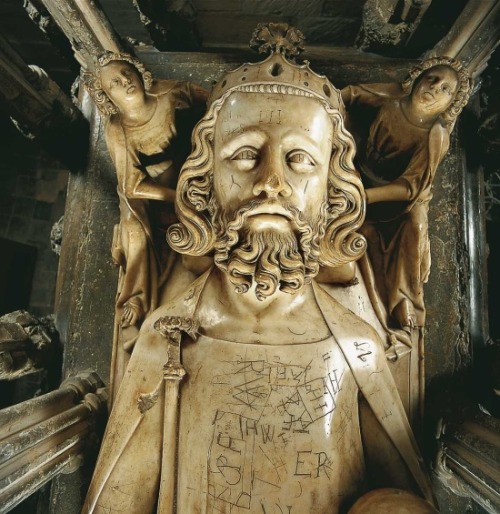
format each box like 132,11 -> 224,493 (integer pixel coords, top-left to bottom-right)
243,201 -> 294,231
245,201 -> 293,220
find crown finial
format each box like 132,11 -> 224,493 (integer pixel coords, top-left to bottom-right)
249,22 -> 305,58
210,23 -> 342,113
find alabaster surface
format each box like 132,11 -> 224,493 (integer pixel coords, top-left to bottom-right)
78,23 -> 473,514
84,52 -> 207,394
342,57 -> 472,332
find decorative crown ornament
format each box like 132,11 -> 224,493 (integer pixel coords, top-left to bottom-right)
209,22 -> 344,114
249,22 -> 305,57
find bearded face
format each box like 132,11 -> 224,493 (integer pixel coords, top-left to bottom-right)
206,92 -> 335,300
209,197 -> 329,300
167,90 -> 367,287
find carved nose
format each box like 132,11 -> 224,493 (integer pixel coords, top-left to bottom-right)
430,78 -> 443,91
253,168 -> 292,199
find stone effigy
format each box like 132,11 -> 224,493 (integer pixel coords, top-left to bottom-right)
83,53 -> 206,395
342,58 -> 472,331
82,23 -> 447,514
84,52 -> 207,350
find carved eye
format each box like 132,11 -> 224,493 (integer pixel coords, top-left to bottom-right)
233,149 -> 258,160
287,151 -> 316,173
230,147 -> 259,171
110,79 -> 119,88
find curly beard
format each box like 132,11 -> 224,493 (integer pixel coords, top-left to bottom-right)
209,198 -> 329,301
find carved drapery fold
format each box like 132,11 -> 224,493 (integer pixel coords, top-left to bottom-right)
0,372 -> 107,514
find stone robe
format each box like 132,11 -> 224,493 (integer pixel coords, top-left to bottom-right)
344,84 -> 451,326
106,80 -> 207,326
83,270 -> 434,514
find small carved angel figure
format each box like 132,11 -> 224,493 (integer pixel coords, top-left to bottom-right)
342,57 -> 472,331
84,53 -> 207,338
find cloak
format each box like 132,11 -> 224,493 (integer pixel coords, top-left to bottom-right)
83,269 -> 435,513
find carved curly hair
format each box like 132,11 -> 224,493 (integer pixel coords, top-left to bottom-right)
401,56 -> 473,125
82,52 -> 153,116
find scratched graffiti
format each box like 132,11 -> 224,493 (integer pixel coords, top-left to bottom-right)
208,411 -> 254,510
354,341 -> 372,362
259,109 -> 282,124
206,353 -> 347,511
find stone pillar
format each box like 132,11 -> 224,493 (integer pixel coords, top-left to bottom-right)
0,372 -> 107,513
428,1 -> 500,76
38,0 -> 122,68
435,408 -> 500,514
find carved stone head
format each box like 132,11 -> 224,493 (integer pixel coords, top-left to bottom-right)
83,52 -> 153,115
168,24 -> 366,299
401,56 -> 473,125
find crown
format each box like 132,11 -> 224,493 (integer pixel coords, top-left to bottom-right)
209,23 -> 344,114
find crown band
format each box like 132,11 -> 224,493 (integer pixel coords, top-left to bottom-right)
209,52 -> 344,114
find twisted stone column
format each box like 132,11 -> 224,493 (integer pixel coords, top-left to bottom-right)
0,372 -> 107,513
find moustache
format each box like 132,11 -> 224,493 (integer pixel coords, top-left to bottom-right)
213,196 -> 325,278
223,200 -> 306,231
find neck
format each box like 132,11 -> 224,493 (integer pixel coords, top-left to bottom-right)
401,97 -> 438,129
197,267 -> 331,344
119,94 -> 157,127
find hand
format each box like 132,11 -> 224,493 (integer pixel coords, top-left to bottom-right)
121,299 -> 144,328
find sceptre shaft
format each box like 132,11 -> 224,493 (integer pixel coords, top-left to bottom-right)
154,316 -> 197,514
